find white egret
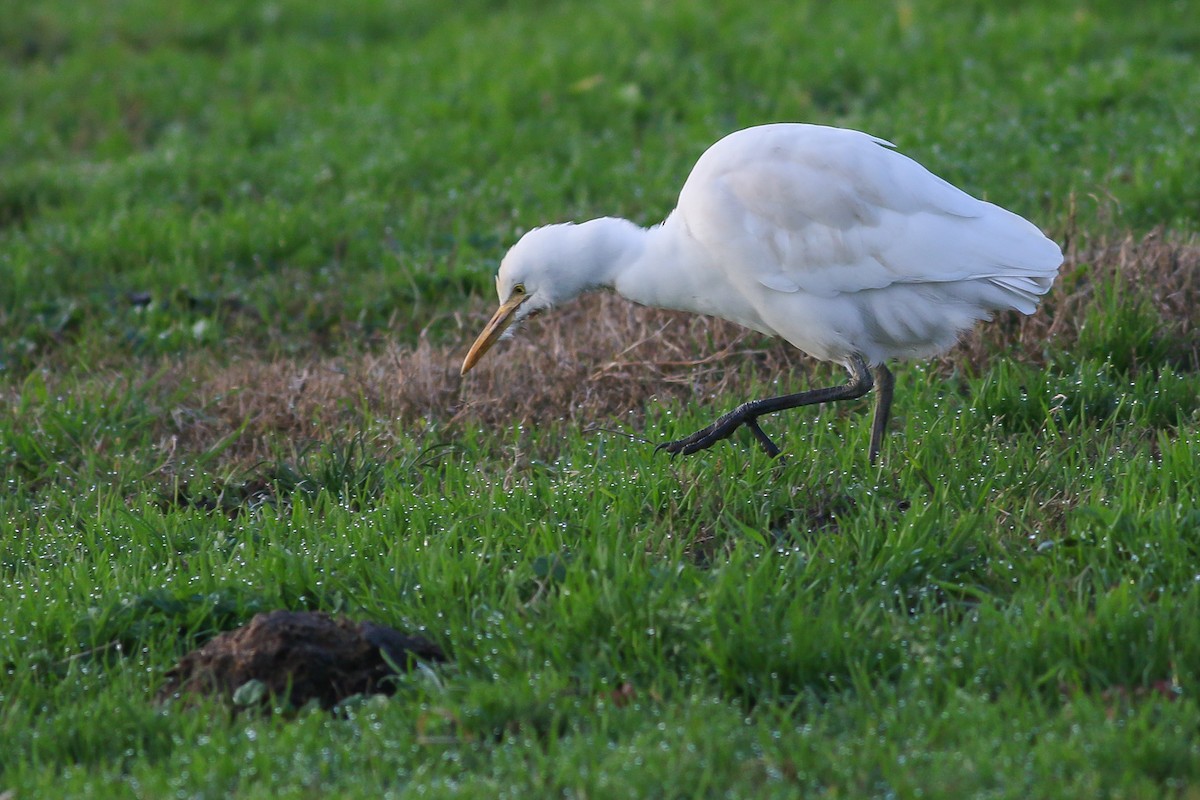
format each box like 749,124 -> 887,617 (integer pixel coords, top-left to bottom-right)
461,123 -> 1062,463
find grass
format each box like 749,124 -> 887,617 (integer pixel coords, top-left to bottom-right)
2,0 -> 1200,796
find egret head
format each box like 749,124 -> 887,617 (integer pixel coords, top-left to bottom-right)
460,223 -> 600,375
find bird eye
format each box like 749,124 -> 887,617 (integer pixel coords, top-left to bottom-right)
512,284 -> 526,296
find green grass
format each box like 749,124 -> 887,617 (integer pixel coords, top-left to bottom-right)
3,0 -> 1198,370
3,0 -> 1200,797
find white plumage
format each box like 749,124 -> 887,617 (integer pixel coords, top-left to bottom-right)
461,123 -> 1062,463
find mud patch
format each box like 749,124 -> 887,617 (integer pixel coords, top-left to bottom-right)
159,610 -> 446,710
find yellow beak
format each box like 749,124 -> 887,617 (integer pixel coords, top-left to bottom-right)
460,294 -> 528,375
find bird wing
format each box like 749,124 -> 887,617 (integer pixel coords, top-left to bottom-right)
676,125 -> 1061,305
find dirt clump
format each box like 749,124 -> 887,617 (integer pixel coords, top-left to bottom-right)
159,610 -> 446,710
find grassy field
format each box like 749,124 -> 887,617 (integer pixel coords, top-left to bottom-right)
3,0 -> 1200,796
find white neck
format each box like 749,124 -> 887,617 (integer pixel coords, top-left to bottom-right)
565,216 -> 710,311
536,215 -> 769,335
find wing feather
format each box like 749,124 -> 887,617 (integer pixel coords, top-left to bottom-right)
676,124 -> 1061,308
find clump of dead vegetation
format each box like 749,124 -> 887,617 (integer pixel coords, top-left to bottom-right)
172,293 -> 797,459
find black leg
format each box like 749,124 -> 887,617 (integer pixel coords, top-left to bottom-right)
869,363 -> 894,466
656,354 -> 874,458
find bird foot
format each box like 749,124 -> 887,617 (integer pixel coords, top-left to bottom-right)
655,424 -> 724,457
655,414 -> 781,458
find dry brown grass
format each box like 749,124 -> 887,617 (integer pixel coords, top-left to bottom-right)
950,228 -> 1199,372
160,293 -> 797,465
14,230 -> 1195,473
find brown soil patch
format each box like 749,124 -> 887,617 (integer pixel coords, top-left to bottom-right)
158,610 -> 446,710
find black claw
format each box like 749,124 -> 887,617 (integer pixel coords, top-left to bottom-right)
744,418 -> 781,457
655,418 -> 743,457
